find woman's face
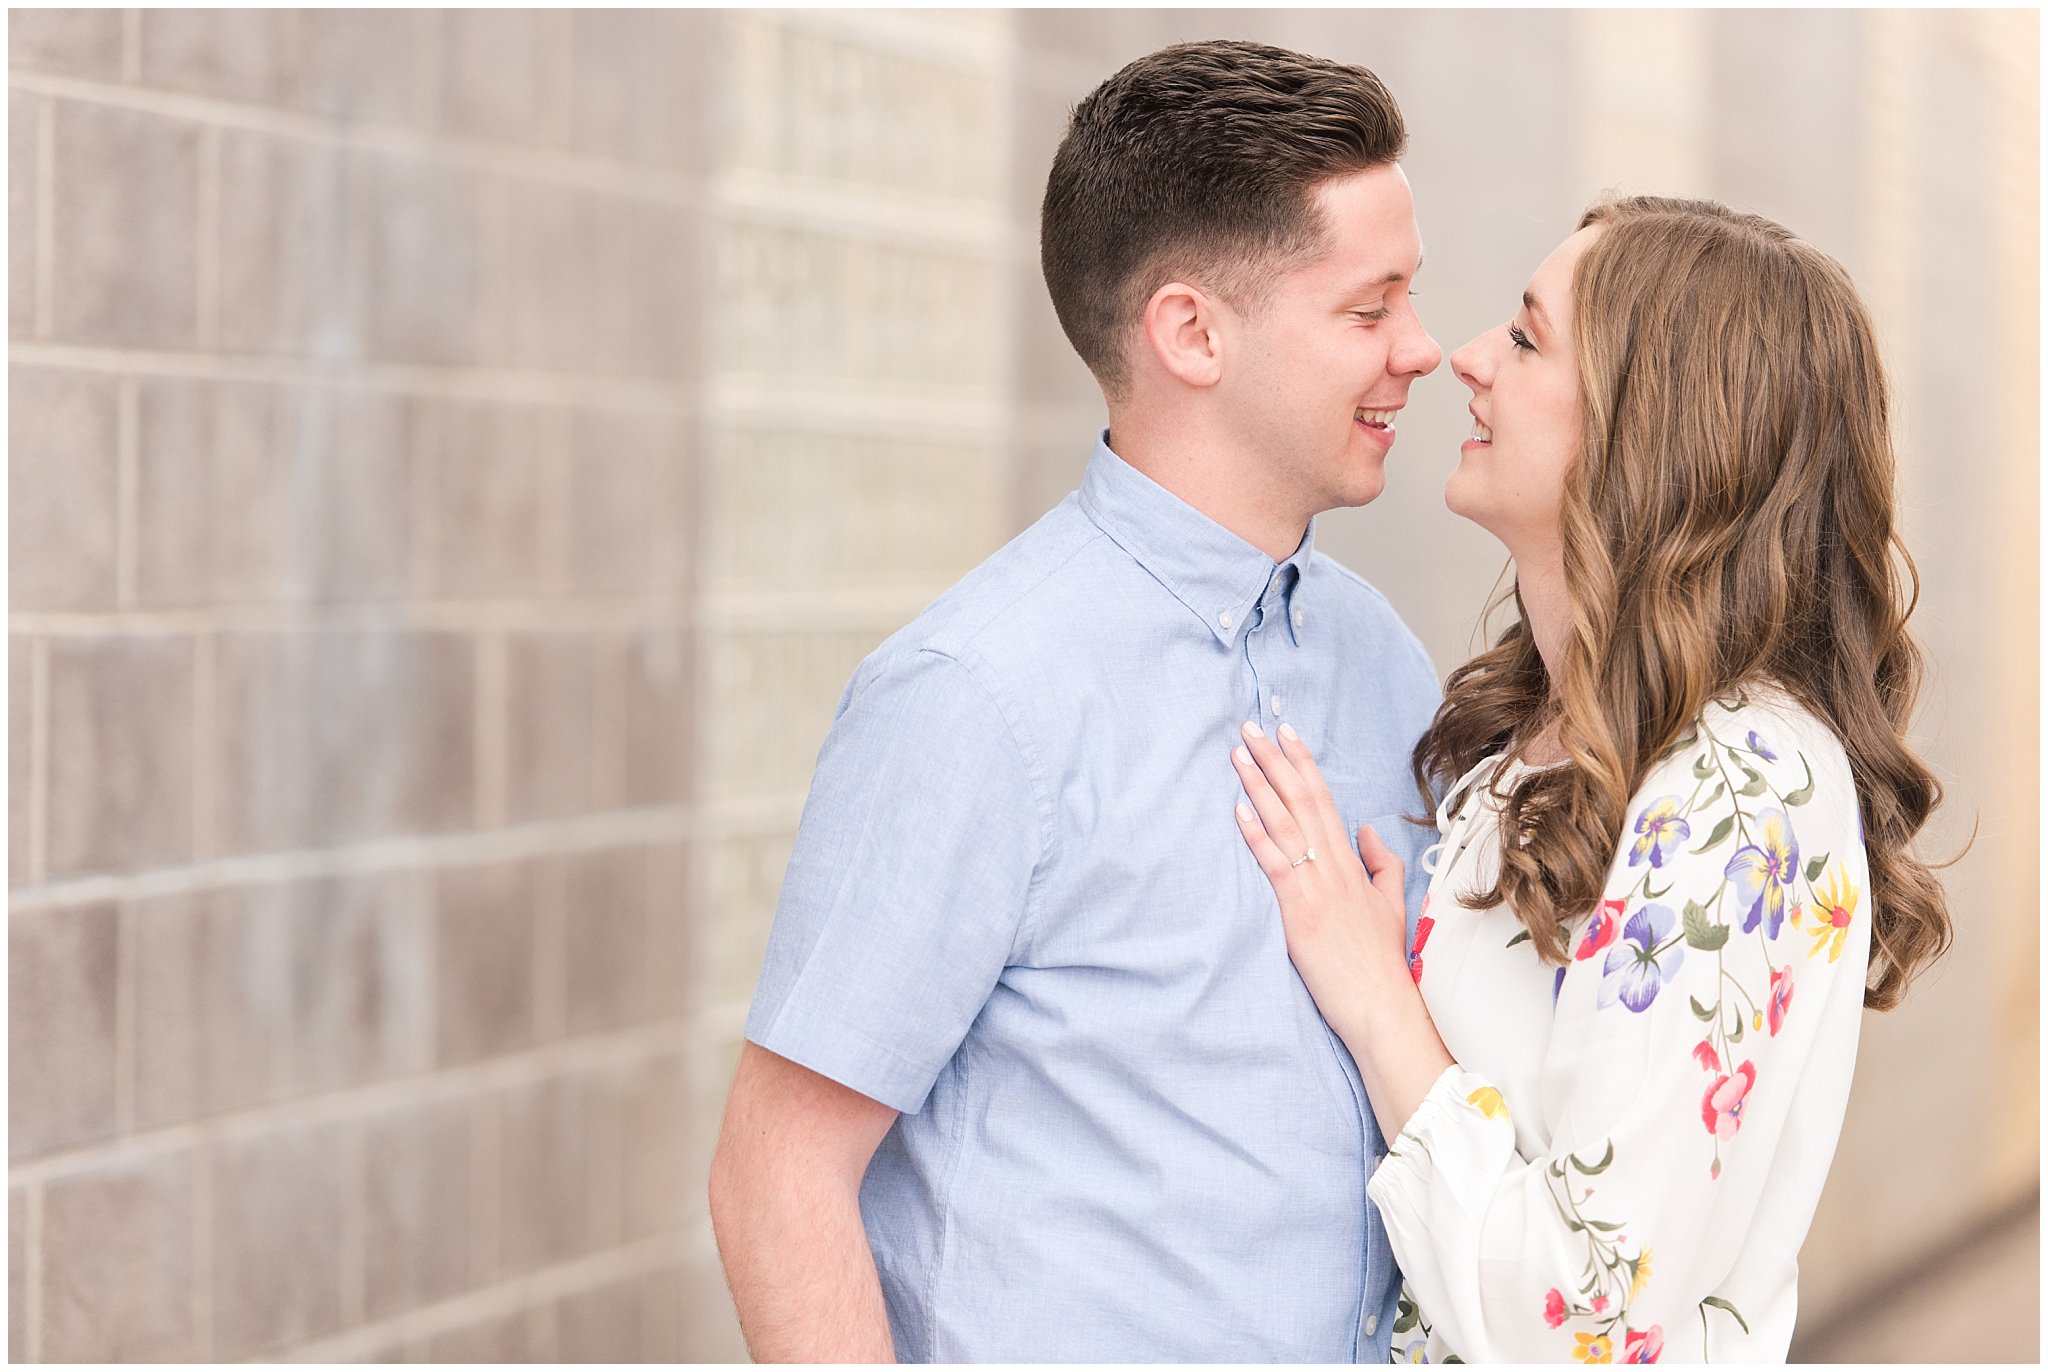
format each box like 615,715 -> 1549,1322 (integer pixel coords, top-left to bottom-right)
1445,226 -> 1603,561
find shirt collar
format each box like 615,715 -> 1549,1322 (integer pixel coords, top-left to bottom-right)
1078,430 -> 1315,648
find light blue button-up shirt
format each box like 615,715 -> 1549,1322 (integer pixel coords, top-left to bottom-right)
746,433 -> 1441,1362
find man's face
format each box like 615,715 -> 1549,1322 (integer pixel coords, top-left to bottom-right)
1217,165 -> 1441,515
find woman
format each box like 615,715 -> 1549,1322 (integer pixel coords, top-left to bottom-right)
1229,197 -> 1952,1362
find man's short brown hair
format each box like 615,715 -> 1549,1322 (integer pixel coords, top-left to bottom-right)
1040,40 -> 1407,398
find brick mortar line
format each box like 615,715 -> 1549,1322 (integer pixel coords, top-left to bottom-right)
33,93 -> 53,338
270,1228 -> 693,1364
757,6 -> 1009,68
708,378 -> 1005,429
3,69 -> 697,203
114,901 -> 137,1134
28,636 -> 50,885
6,340 -> 694,408
470,1088 -> 501,1314
474,633 -> 508,831
114,379 -> 139,606
25,1183 -> 43,1363
191,631 -> 217,861
7,803 -> 705,912
10,790 -> 809,914
6,1014 -> 710,1191
9,597 -> 696,636
9,584 -> 950,635
711,174 -> 1008,253
703,400 -> 1006,439
196,124 -> 221,349
193,1143 -> 214,1360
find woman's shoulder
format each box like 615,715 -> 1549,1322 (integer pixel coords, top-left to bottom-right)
1639,681 -> 1856,815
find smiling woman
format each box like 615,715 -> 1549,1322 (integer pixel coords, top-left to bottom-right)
1232,195 -> 1954,1362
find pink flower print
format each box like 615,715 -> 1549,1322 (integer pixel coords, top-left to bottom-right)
1628,796 -> 1691,869
1591,1295 -> 1609,1315
1409,915 -> 1435,984
1576,899 -> 1625,960
1767,966 -> 1794,1036
1701,1060 -> 1757,1142
1624,1325 -> 1665,1364
1724,808 -> 1799,938
1692,1039 -> 1720,1072
1544,1288 -> 1567,1328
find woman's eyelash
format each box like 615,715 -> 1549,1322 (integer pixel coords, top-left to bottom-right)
1508,323 -> 1534,350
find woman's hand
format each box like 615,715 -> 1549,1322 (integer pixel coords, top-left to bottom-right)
1230,720 -> 1415,1045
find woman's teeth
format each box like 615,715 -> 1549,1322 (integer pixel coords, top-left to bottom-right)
1355,408 -> 1396,428
1469,420 -> 1493,443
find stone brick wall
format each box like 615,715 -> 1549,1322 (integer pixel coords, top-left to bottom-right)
7,7 -> 2035,1363
8,8 -> 722,1360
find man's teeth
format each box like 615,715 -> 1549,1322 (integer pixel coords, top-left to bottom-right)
1470,420 -> 1493,443
1355,408 -> 1397,427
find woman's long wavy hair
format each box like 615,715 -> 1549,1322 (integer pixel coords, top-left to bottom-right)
1414,196 -> 1952,1010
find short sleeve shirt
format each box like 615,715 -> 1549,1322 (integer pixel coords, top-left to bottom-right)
745,432 -> 1443,1362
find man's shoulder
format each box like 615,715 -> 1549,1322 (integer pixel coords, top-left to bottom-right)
1304,550 -> 1437,681
859,495 -> 1108,682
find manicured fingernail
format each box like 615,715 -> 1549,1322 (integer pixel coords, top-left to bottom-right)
1278,723 -> 1299,742
1233,745 -> 1252,766
1236,802 -> 1255,822
1243,721 -> 1265,738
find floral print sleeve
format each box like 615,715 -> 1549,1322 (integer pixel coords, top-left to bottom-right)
1367,693 -> 1873,1362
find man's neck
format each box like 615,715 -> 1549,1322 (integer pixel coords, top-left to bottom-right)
1105,420 -> 1309,564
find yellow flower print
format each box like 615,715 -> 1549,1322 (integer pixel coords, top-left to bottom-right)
1467,1086 -> 1508,1121
1573,1330 -> 1614,1363
1628,1247 -> 1653,1302
1807,866 -> 1859,962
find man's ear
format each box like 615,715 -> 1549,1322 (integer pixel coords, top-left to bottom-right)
1140,280 -> 1225,388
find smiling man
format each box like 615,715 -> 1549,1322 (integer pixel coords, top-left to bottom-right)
710,40 -> 1444,1362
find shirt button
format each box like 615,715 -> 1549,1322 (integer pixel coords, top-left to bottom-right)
1365,1315 -> 1379,1337
1293,608 -> 1304,629
1218,612 -> 1232,630
1271,693 -> 1284,715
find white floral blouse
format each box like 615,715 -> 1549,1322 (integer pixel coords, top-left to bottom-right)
1367,685 -> 1872,1363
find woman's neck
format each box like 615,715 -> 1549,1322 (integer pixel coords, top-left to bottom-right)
1516,546 -> 1571,765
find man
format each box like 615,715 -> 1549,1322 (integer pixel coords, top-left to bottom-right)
710,40 -> 1443,1362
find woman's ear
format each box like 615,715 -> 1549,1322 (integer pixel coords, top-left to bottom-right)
1139,280 -> 1225,389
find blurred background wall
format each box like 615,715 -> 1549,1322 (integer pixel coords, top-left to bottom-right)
6,8 -> 2035,1363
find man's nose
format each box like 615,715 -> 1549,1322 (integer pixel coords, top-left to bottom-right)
1396,319 -> 1444,379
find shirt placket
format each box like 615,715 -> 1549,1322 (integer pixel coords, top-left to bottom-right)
1244,572 -> 1297,729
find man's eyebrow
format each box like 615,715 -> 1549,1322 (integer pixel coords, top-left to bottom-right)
1356,254 -> 1426,292
1523,289 -> 1552,334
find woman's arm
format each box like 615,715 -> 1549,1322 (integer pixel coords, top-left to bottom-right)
1233,706 -> 1871,1361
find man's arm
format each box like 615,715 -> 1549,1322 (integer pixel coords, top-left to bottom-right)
709,1042 -> 901,1363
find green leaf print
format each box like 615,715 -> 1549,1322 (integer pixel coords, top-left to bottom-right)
1569,1140 -> 1615,1176
1682,901 -> 1730,951
1804,851 -> 1830,882
1783,758 -> 1815,806
1690,994 -> 1715,1021
1692,814 -> 1734,853
1702,1295 -> 1751,1334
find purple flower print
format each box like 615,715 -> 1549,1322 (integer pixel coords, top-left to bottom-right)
1745,730 -> 1777,762
1598,904 -> 1686,1013
1628,796 -> 1691,869
1725,808 -> 1799,938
